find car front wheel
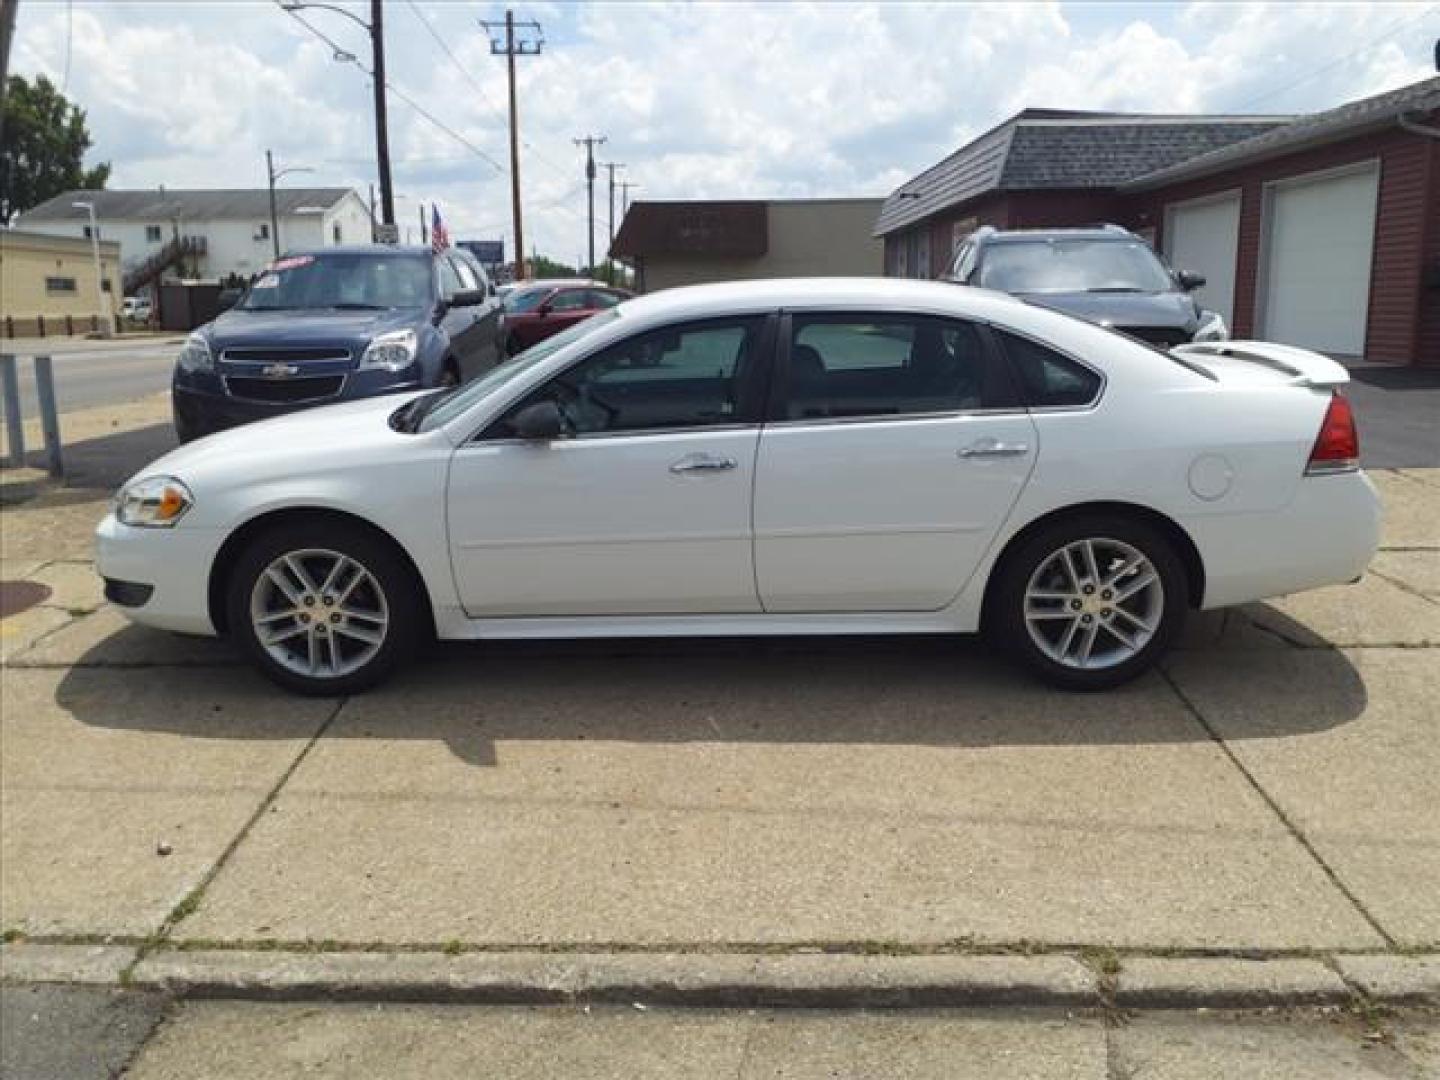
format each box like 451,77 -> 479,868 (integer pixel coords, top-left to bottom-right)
226,521 -> 422,695
992,516 -> 1187,690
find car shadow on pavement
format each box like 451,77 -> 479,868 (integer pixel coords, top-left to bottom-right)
53,605 -> 1366,768
3,422 -> 177,501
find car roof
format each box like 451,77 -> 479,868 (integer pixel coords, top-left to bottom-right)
284,245 -> 436,258
984,227 -> 1140,244
615,277 -> 1030,324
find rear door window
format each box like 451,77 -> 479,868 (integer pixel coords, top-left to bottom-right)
995,330 -> 1103,408
780,315 -> 1003,421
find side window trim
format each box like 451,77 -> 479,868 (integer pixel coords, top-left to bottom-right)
475,312 -> 780,442
764,309 -> 1023,426
990,325 -> 1107,412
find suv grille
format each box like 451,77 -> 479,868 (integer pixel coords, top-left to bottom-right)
1119,327 -> 1191,349
225,376 -> 345,403
219,347 -> 352,364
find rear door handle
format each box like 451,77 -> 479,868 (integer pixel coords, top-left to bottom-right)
958,438 -> 1030,459
670,453 -> 738,474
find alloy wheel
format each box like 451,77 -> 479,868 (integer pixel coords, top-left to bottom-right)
249,548 -> 389,679
1022,537 -> 1165,670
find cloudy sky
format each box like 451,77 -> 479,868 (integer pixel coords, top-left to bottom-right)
11,1 -> 1439,263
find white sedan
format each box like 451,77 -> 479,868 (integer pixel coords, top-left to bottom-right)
97,278 -> 1381,694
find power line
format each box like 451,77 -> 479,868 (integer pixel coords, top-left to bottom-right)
1231,4 -> 1439,111
277,2 -> 505,175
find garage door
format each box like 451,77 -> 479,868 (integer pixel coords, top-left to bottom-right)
1165,193 -> 1240,328
1261,164 -> 1379,357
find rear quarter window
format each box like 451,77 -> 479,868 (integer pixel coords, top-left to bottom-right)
996,330 -> 1102,408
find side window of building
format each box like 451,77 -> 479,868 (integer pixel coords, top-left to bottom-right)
996,330 -> 1103,408
145,225 -> 163,242
782,315 -> 996,420
488,317 -> 765,437
255,223 -> 270,241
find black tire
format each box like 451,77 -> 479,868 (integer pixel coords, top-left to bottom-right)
226,520 -> 423,696
991,514 -> 1187,691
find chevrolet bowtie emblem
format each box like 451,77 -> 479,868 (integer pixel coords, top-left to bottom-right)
261,363 -> 300,378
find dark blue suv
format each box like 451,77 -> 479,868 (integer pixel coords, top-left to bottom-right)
172,246 -> 504,442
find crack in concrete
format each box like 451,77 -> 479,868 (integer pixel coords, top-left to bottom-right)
1159,669 -> 1398,951
120,695 -> 352,980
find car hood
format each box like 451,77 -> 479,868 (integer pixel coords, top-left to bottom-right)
204,307 -> 424,352
1016,290 -> 1200,330
133,391 -> 433,488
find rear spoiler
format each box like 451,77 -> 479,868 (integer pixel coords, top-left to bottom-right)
1171,341 -> 1350,388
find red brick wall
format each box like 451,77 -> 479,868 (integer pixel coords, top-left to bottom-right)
1135,126 -> 1436,362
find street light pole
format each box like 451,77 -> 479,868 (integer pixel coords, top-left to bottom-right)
72,200 -> 113,338
266,150 -> 314,261
279,1 -> 394,230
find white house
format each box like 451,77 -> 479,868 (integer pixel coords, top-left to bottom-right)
16,188 -> 374,291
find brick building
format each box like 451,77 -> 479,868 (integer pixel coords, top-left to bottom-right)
876,77 -> 1440,364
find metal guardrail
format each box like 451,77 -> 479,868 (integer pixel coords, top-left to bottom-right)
0,353 -> 65,478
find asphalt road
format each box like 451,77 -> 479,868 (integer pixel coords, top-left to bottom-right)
2,339 -> 181,419
1347,365 -> 1440,468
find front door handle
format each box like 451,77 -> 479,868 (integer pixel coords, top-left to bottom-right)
670,453 -> 738,474
958,438 -> 1030,459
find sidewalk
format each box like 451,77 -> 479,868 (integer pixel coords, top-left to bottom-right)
2,399 -> 1438,1021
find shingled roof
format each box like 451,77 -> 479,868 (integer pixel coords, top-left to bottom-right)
874,111 -> 1288,237
18,187 -> 357,222
1124,75 -> 1440,190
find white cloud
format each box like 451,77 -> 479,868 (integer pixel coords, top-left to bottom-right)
11,1 -> 1439,262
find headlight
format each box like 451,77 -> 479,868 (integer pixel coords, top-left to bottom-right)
177,333 -> 213,373
114,476 -> 194,528
360,328 -> 418,372
1193,311 -> 1229,342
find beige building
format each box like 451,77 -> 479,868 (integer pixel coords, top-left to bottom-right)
1,228 -> 122,338
610,198 -> 885,293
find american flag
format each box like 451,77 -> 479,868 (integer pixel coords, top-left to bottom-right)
431,205 -> 450,253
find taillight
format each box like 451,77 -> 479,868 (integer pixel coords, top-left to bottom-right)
1305,392 -> 1359,475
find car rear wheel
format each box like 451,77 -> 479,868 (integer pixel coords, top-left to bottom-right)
226,522 -> 422,695
992,515 -> 1187,690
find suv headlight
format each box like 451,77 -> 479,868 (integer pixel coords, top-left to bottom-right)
114,476 -> 194,528
1194,311 -> 1229,342
177,333 -> 213,373
360,328 -> 418,372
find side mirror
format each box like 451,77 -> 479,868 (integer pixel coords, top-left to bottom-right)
449,288 -> 486,308
536,301 -> 553,317
512,399 -> 565,440
1176,270 -> 1206,291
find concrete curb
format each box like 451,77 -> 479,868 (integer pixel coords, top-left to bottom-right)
4,944 -> 1437,1009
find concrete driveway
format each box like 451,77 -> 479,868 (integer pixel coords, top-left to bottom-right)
1,395 -> 1437,1039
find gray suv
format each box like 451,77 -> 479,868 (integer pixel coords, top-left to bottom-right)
944,224 -> 1227,348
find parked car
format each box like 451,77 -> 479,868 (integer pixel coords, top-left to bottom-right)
501,281 -> 632,355
171,246 -> 503,442
944,225 -> 1228,348
100,278 -> 1378,696
122,296 -> 153,322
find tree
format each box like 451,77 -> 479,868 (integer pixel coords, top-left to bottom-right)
0,74 -> 110,223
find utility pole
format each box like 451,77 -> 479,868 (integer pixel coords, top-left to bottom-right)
601,161 -> 624,280
481,10 -> 543,281
370,0 -> 395,229
419,203 -> 428,247
573,134 -> 606,275
368,183 -> 377,241
266,149 -> 313,261
618,181 -> 640,218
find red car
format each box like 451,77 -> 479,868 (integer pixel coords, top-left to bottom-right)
501,281 -> 632,355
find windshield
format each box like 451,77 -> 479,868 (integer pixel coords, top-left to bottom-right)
503,286 -> 554,313
237,253 -> 435,311
416,307 -> 623,432
978,239 -> 1174,294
